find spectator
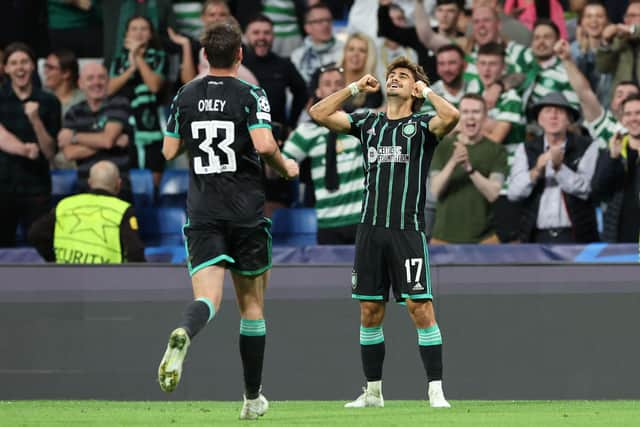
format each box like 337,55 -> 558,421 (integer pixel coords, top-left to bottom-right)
375,3 -> 419,89
503,0 -> 569,40
423,44 -> 472,114
260,0 -> 307,58
519,19 -> 579,112
340,33 -> 384,112
291,3 -> 344,83
243,14 -> 308,216
282,65 -> 364,244
48,0 -> 103,57
28,160 -> 145,263
430,94 -> 506,244
0,47 -> 6,87
595,1 -> 640,97
171,0 -> 204,39
470,41 -> 526,242
59,62 -> 134,202
108,15 -> 166,187
102,0 -> 176,69
0,43 -> 61,247
591,94 -> 640,243
43,49 -> 85,116
570,0 -> 611,106
508,92 -> 599,243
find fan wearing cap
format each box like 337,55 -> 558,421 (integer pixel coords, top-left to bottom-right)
507,92 -> 600,243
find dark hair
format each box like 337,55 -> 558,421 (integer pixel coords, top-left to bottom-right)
203,0 -> 230,13
125,15 -> 161,50
578,1 -> 607,23
477,41 -> 506,58
622,93 -> 640,110
436,0 -> 464,8
532,18 -> 560,39
201,18 -> 243,69
51,49 -> 79,85
246,13 -> 274,28
309,63 -> 343,96
435,43 -> 465,59
460,93 -> 487,110
385,56 -> 430,112
3,42 -> 36,66
615,80 -> 640,92
305,3 -> 333,22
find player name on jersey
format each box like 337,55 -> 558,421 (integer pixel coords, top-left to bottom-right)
198,99 -> 227,112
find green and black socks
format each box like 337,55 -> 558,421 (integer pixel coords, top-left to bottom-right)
360,325 -> 385,381
240,318 -> 266,399
181,297 -> 215,339
418,324 -> 443,382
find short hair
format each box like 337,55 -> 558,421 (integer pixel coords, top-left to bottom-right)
246,13 -> 273,29
305,2 -> 332,22
3,42 -> 36,66
436,0 -> 464,8
51,49 -> 79,85
532,18 -> 560,39
460,93 -> 487,110
477,41 -> 506,58
578,1 -> 607,23
622,93 -> 640,110
203,0 -> 230,13
309,62 -> 343,95
201,18 -> 243,69
615,80 -> 640,92
435,43 -> 466,59
385,56 -> 430,112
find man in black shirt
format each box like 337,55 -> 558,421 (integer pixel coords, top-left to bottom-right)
0,42 -> 60,247
310,56 -> 459,409
58,62 -> 133,201
158,19 -> 298,420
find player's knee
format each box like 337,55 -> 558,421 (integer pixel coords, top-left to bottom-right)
360,302 -> 384,327
408,300 -> 435,325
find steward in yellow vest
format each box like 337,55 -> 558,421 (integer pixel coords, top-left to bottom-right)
28,161 -> 145,263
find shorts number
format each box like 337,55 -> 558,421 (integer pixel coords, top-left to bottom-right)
191,120 -> 236,174
404,258 -> 423,283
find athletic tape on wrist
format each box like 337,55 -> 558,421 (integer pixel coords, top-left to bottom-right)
349,82 -> 360,97
422,87 -> 433,99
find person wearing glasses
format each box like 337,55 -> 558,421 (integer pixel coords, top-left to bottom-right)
291,3 -> 344,83
43,49 -> 85,117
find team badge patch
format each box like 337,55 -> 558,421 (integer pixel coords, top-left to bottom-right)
351,270 -> 358,290
258,96 -> 271,113
402,123 -> 416,138
367,147 -> 378,163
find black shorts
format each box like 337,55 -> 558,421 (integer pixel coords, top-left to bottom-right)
352,224 -> 433,302
131,141 -> 166,173
183,218 -> 272,277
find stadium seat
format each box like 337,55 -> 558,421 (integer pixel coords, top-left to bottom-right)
129,168 -> 155,207
139,207 -> 186,246
271,208 -> 317,246
51,169 -> 78,204
158,169 -> 189,207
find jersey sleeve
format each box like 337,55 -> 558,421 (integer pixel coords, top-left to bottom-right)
347,110 -> 372,138
246,87 -> 272,131
165,91 -> 182,138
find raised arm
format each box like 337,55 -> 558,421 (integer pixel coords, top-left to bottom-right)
415,81 -> 460,138
414,0 -> 450,51
309,74 -> 380,133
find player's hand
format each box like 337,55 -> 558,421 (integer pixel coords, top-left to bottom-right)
356,74 -> 380,93
24,101 -> 40,120
549,145 -> 564,170
282,158 -> 299,180
553,39 -> 571,61
413,80 -> 429,98
23,143 -> 40,160
58,128 -> 74,148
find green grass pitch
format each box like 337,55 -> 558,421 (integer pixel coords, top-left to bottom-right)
1,400 -> 638,426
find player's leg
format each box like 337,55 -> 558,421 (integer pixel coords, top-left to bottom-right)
228,220 -> 271,419
158,225 -> 230,392
395,229 -> 450,408
346,225 -> 387,408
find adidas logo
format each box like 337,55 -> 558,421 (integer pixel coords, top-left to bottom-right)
412,282 -> 424,291
366,128 -> 376,136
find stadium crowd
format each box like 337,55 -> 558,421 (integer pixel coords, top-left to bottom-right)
1,0 -> 640,261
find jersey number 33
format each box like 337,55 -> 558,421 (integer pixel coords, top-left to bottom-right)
191,120 -> 237,175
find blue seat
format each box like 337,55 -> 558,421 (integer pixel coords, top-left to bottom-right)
139,207 -> 186,246
271,208 -> 317,246
158,169 -> 189,207
51,170 -> 78,204
129,168 -> 155,207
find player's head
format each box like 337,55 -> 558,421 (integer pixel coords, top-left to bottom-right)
435,44 -> 466,87
458,94 -> 487,140
476,42 -> 505,87
385,56 -> 429,112
201,18 -> 243,70
79,62 -> 109,102
3,42 -> 36,91
201,0 -> 231,26
88,160 -> 121,195
245,14 -> 274,58
611,81 -> 640,117
309,63 -> 345,101
621,93 -> 640,138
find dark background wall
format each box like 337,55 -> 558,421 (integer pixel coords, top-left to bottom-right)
1,264 -> 639,400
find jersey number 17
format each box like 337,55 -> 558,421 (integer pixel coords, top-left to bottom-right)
191,120 -> 237,174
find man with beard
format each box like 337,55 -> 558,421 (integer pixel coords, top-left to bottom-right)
422,44 -> 475,114
430,94 -> 506,243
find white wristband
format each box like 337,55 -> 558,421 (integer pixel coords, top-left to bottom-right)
348,82 -> 360,97
421,87 -> 433,99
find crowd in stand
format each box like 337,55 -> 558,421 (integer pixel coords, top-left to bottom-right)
1,0 -> 639,257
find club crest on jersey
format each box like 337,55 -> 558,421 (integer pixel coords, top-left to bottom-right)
258,96 -> 271,113
367,147 -> 378,163
402,122 -> 417,138
351,270 -> 358,289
